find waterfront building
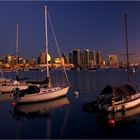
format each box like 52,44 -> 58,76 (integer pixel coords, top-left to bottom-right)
68,52 -> 73,64
4,55 -> 15,64
18,57 -> 26,64
38,52 -> 46,64
0,58 -> 2,66
108,54 -> 118,67
80,51 -> 84,67
96,50 -> 102,66
30,58 -> 36,65
89,50 -> 96,67
73,49 -> 81,67
83,49 -> 90,67
38,52 -> 51,64
62,53 -> 69,64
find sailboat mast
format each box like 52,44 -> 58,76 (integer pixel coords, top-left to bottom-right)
45,6 -> 49,78
16,23 -> 19,65
124,11 -> 130,84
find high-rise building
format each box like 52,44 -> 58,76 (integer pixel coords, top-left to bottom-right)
38,52 -> 46,64
89,50 -> 96,67
62,53 -> 69,64
96,50 -> 101,66
83,49 -> 90,67
4,55 -> 15,64
80,51 -> 84,67
108,55 -> 118,67
73,49 -> 80,67
68,52 -> 73,64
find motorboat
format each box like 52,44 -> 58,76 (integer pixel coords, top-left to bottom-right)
97,84 -> 140,112
97,12 -> 140,112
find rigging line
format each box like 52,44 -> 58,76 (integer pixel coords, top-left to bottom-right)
60,106 -> 70,138
0,69 -> 5,79
48,12 -> 70,85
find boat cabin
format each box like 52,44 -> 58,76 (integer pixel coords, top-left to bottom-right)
99,84 -> 137,104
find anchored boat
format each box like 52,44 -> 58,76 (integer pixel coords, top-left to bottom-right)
13,6 -> 70,104
97,12 -> 140,112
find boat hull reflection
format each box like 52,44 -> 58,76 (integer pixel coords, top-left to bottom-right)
13,97 -> 70,119
0,92 -> 13,102
97,104 -> 140,127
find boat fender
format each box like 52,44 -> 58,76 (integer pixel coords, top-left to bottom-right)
11,102 -> 16,107
108,119 -> 116,126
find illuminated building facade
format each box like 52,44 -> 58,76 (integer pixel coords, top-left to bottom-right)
108,55 -> 118,67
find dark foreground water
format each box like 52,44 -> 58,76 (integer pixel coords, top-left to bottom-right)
1,69 -> 140,139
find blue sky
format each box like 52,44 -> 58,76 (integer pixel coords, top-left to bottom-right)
0,1 -> 140,63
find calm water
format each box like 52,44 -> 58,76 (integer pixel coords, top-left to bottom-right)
1,69 -> 140,139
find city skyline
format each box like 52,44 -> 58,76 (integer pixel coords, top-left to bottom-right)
0,1 -> 140,63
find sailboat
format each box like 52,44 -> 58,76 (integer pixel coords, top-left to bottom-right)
13,6 -> 70,104
97,11 -> 140,112
0,23 -> 29,93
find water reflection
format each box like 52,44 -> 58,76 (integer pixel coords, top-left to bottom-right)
97,105 -> 140,128
11,97 -> 70,139
12,97 -> 70,120
83,99 -> 140,129
0,93 -> 13,102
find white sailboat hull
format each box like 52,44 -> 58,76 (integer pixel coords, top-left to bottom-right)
0,83 -> 28,93
15,86 -> 69,104
99,93 -> 140,112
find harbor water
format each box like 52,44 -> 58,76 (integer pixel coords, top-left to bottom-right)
1,69 -> 140,139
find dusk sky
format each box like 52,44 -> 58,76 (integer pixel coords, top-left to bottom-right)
0,1 -> 140,63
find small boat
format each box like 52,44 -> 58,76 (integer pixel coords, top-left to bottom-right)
0,72 -> 29,93
0,81 -> 28,93
0,73 -> 29,93
0,24 -> 29,93
13,6 -> 70,104
97,84 -> 140,112
97,12 -> 140,112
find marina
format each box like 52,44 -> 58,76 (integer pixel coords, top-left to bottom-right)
0,69 -> 140,138
1,1 -> 140,139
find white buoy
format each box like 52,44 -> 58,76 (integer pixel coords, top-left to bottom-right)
73,91 -> 79,97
